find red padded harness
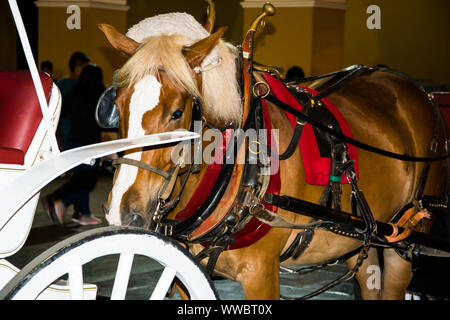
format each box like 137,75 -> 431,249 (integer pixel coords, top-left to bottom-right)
174,102 -> 281,250
263,73 -> 359,186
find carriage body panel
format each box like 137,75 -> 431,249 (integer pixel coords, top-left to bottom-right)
0,71 -> 61,259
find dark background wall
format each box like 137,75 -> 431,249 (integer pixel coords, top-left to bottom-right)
1,0 -> 38,71
1,0 -> 449,89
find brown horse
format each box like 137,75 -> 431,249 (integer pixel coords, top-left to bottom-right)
98,14 -> 446,300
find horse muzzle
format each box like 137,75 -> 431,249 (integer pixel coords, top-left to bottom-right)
122,212 -> 148,228
103,202 -> 149,228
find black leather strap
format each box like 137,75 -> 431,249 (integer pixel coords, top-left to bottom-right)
278,86 -> 313,160
280,227 -> 315,262
262,94 -> 450,162
112,157 -> 170,179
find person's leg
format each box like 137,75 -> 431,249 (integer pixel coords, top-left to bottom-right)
71,180 -> 101,226
70,188 -> 90,223
73,163 -> 102,225
74,190 -> 101,225
42,175 -> 83,225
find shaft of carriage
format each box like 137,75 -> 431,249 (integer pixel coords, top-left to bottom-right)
264,193 -> 450,254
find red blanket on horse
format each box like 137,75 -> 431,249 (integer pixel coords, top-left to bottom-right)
175,100 -> 280,250
262,73 -> 359,186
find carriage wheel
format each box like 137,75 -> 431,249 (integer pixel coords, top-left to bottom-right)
0,226 -> 218,300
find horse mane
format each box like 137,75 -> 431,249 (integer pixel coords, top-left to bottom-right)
117,13 -> 242,124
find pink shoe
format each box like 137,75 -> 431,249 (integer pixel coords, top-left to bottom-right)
71,214 -> 82,224
78,215 -> 102,226
42,196 -> 66,225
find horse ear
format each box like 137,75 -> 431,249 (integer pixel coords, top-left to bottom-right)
98,24 -> 139,56
182,26 -> 227,69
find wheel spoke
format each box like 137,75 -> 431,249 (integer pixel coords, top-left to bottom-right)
68,265 -> 84,300
2,227 -> 217,300
110,253 -> 134,300
149,267 -> 177,300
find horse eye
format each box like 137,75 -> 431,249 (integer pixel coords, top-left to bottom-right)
170,110 -> 183,121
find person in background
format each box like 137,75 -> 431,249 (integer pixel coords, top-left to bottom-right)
56,52 -> 91,98
56,52 -> 91,149
40,60 -> 54,79
42,64 -> 104,226
285,65 -> 305,83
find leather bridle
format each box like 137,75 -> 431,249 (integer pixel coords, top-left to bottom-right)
112,96 -> 205,229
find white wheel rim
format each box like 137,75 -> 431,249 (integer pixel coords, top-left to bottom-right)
1,227 -> 217,300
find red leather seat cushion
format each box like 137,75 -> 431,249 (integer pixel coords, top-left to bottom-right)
0,71 -> 53,165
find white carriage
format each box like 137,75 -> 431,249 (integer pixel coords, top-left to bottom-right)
0,0 -> 217,300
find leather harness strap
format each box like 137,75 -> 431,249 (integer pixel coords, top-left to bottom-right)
246,195 -> 329,230
262,93 -> 450,163
279,86 -> 313,160
279,228 -> 315,262
112,157 -> 171,179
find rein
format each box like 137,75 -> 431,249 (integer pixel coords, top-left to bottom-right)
112,157 -> 171,179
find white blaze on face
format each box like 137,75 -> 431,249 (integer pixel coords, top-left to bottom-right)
107,75 -> 162,226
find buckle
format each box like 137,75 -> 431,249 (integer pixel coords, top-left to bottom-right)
252,81 -> 270,98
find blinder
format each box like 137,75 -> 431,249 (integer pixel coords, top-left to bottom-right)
95,74 -> 204,131
95,85 -> 119,129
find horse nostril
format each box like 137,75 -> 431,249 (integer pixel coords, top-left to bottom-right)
123,213 -> 145,227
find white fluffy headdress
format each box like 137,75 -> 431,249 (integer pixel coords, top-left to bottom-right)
124,13 -> 242,124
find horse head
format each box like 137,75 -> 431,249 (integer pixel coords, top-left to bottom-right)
98,14 -> 241,228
